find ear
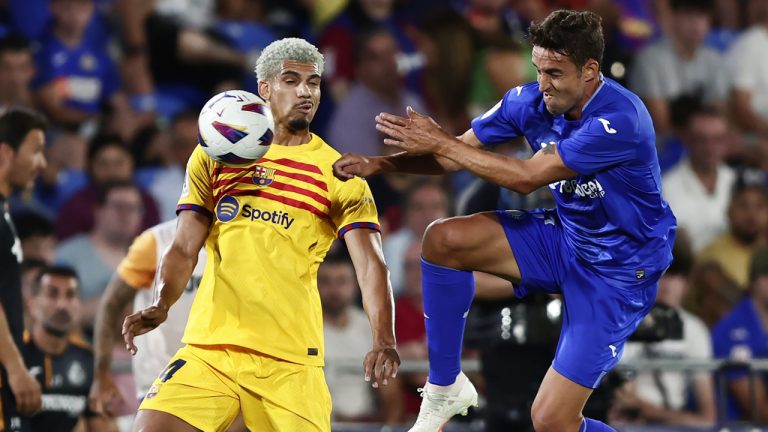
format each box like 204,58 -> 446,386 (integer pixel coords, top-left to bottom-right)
258,80 -> 271,101
583,59 -> 600,82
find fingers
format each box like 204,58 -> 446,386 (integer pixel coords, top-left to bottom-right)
375,119 -> 405,141
406,106 -> 426,118
376,112 -> 408,127
363,352 -> 374,385
332,156 -> 358,180
122,313 -> 141,355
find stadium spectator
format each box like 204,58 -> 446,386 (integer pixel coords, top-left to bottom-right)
318,0 -> 423,104
328,26 -> 427,157
320,252 -> 403,423
55,135 -> 159,240
383,181 -> 449,296
697,181 -> 768,288
12,210 -> 56,263
32,0 -> 136,137
22,265 -> 117,431
711,246 -> 768,423
611,233 -> 716,427
724,0 -> 768,137
628,0 -> 726,135
686,260 -> 741,328
55,180 -> 143,332
662,105 -> 734,252
135,112 -> 198,222
0,34 -> 35,111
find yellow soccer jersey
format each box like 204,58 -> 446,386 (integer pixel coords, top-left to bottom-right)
177,134 -> 379,366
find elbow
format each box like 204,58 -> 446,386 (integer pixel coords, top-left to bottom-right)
510,178 -> 537,195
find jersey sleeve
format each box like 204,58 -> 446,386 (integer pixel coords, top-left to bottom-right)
470,85 -> 528,145
116,229 -> 157,289
557,113 -> 638,175
177,146 -> 214,218
332,176 -> 380,239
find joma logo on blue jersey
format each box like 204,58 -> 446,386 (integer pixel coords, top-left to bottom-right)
549,179 -> 605,198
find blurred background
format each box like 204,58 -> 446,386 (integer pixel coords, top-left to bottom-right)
3,0 -> 768,430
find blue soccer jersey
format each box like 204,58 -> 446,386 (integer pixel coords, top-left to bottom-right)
471,78 -> 677,283
711,298 -> 768,420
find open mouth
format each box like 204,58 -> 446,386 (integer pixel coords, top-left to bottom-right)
296,103 -> 313,113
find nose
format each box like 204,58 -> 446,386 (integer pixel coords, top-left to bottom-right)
538,74 -> 550,93
296,81 -> 310,98
37,153 -> 47,172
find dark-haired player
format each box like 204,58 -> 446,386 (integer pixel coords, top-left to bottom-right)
0,108 -> 47,432
335,9 -> 677,432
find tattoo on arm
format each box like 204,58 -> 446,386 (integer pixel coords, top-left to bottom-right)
94,277 -> 137,373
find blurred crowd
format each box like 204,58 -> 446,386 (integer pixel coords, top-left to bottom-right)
3,0 -> 768,429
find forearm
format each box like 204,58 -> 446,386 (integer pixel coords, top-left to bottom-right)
374,152 -> 460,176
435,139 -> 536,193
357,263 -> 396,348
155,245 -> 198,311
94,276 -> 137,374
0,306 -> 26,372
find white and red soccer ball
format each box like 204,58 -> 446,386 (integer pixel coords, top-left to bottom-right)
197,90 -> 275,165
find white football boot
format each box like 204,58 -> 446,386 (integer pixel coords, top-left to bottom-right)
408,372 -> 479,432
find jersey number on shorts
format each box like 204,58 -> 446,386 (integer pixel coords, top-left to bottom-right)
158,359 -> 187,382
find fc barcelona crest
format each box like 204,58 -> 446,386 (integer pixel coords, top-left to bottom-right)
252,165 -> 275,187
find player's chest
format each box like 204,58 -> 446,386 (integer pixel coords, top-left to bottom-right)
211,161 -> 334,231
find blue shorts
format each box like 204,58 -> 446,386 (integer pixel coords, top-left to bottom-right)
496,209 -> 659,389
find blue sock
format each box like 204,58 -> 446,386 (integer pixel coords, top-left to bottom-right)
580,418 -> 616,432
421,258 -> 475,386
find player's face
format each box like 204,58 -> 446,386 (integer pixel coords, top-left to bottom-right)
317,262 -> 357,316
260,61 -> 321,132
8,129 -> 46,192
30,274 -> 80,336
532,46 -> 598,117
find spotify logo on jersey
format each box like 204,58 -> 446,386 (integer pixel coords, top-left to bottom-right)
216,196 -> 240,222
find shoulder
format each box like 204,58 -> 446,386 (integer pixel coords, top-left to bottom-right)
67,335 -> 93,354
711,300 -> 750,338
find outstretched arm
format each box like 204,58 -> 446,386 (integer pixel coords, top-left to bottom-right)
122,210 -> 209,354
375,107 -> 576,193
344,228 -> 400,388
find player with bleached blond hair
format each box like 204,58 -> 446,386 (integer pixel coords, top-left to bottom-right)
122,38 -> 400,432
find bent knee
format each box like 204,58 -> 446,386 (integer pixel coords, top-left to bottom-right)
531,403 -> 582,432
421,218 -> 463,264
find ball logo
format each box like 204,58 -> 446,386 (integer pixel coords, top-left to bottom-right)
216,195 -> 240,222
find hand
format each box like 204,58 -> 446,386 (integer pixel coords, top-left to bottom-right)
89,372 -> 125,417
363,346 -> 400,389
6,363 -> 42,415
332,153 -> 379,180
375,106 -> 451,155
122,304 -> 168,355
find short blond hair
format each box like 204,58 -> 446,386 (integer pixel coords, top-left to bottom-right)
255,38 -> 325,82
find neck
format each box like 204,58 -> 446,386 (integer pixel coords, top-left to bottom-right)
323,310 -> 349,328
92,229 -> 130,250
54,27 -> 85,47
273,125 -> 312,147
0,89 -> 31,107
32,324 -> 68,355
690,160 -> 718,192
566,77 -> 601,121
671,36 -> 696,60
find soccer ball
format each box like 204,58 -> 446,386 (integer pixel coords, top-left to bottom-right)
197,90 -> 275,165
